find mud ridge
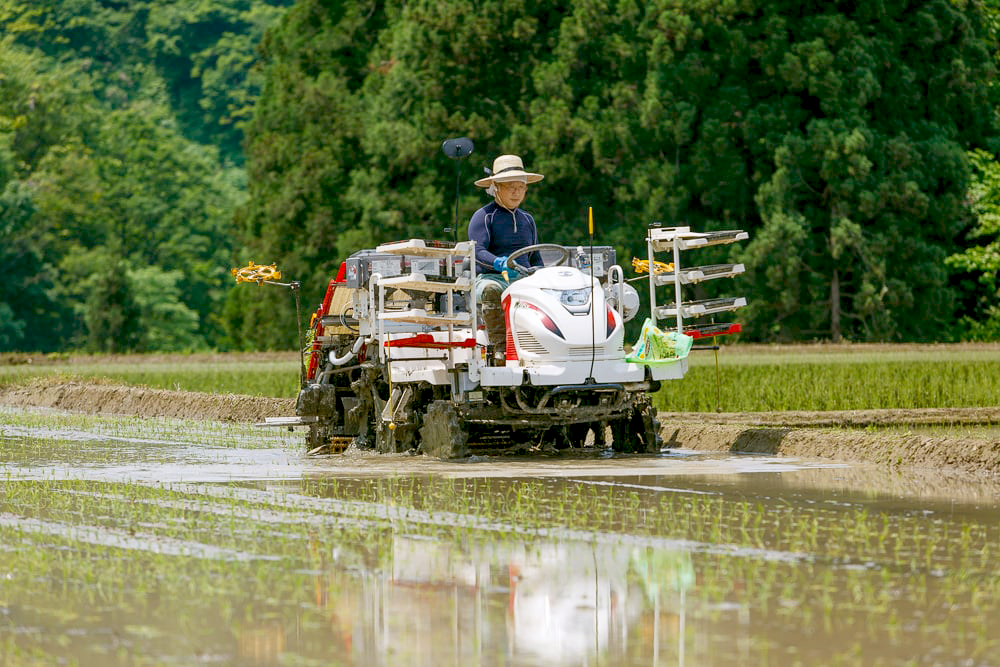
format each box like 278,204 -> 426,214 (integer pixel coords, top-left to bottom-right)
660,407 -> 1000,428
1,381 -> 998,475
0,381 -> 294,424
661,422 -> 1000,476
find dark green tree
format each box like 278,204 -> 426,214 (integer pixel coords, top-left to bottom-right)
240,0 -> 997,345
83,257 -> 143,353
0,181 -> 54,351
232,0 -> 396,346
1,0 -> 290,166
32,102 -> 246,348
1,29 -> 252,352
0,41 -> 76,352
948,149 -> 1000,339
739,2 -> 995,341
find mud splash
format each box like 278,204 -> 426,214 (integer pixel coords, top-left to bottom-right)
1,380 -> 998,475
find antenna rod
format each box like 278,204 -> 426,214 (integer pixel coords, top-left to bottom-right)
587,206 -> 597,383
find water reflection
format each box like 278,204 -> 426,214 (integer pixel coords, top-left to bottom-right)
297,533 -> 695,667
1,407 -> 999,666
277,473 -> 999,667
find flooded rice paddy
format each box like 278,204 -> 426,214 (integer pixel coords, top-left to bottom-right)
1,406 -> 999,666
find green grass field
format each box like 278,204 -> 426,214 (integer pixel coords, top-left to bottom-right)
2,344 -> 998,412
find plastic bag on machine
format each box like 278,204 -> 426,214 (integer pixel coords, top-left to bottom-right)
625,318 -> 693,365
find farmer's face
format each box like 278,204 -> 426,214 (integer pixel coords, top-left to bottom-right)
496,180 -> 527,209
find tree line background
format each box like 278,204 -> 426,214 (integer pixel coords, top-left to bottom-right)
2,0 -> 1000,353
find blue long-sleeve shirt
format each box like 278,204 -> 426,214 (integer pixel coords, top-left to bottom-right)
467,202 -> 542,272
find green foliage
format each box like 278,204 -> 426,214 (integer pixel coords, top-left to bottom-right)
1,0 -> 291,165
220,283 -> 301,351
948,148 -> 1000,340
0,9 -> 268,353
128,266 -> 204,352
0,355 -> 301,396
2,0 -> 999,352
0,36 -> 92,176
0,303 -> 24,349
743,1 -> 994,342
144,0 -> 292,160
24,101 -> 248,349
0,169 -> 67,353
240,0 -> 999,347
83,257 -> 143,353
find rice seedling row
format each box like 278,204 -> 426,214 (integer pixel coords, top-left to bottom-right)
657,360 -> 1000,411
5,348 -> 998,412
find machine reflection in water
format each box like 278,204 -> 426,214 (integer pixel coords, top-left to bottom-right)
309,534 -> 695,666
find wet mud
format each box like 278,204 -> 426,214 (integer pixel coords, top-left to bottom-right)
661,421 -> 1000,476
2,380 -> 998,475
0,380 -> 294,424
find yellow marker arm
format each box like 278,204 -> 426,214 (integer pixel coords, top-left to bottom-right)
231,261 -> 282,285
631,257 -> 674,275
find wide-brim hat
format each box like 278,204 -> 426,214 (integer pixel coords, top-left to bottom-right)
474,154 -> 544,187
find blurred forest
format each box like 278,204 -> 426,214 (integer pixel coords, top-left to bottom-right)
3,0 -> 1000,353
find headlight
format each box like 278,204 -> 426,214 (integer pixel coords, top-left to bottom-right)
543,287 -> 591,313
605,283 -> 640,322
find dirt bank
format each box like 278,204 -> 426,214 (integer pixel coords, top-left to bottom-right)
0,380 -> 294,424
2,381 -> 998,475
660,422 -> 1000,476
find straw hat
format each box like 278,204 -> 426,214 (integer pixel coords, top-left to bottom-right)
474,154 -> 544,188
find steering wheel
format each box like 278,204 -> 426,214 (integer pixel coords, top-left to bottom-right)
506,244 -> 572,276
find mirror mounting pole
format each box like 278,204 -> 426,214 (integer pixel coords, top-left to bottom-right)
441,137 -> 474,243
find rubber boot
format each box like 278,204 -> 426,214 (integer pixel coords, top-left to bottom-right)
480,283 -> 506,351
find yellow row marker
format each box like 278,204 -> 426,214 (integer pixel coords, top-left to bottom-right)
231,261 -> 282,285
631,257 -> 674,275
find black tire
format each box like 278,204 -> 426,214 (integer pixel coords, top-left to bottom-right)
418,400 -> 469,459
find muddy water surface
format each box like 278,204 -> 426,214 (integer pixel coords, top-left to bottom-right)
1,407 -> 998,666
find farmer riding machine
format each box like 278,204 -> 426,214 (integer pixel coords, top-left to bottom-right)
243,145 -> 747,458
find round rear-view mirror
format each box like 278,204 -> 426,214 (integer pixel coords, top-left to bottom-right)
441,137 -> 474,159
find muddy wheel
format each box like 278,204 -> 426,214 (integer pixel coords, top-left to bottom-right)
375,419 -> 418,454
419,400 -> 469,459
306,421 -> 333,454
611,396 -> 661,454
559,423 -> 592,449
349,408 -> 375,450
631,396 -> 662,453
609,416 -> 635,452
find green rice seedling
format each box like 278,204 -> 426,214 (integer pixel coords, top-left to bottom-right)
657,359 -> 1000,411
3,346 -> 998,408
0,407 -> 300,453
693,343 -> 1000,367
0,358 -> 300,396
